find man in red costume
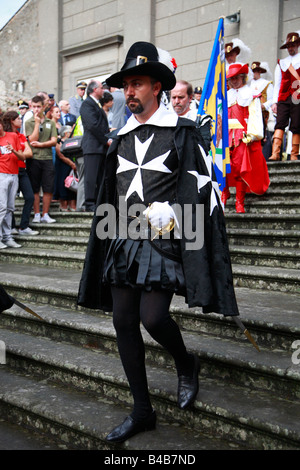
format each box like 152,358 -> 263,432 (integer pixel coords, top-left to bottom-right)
269,32 -> 300,161
221,63 -> 270,213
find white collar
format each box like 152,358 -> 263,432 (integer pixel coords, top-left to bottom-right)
118,103 -> 178,135
250,78 -> 271,93
228,85 -> 252,107
90,94 -> 100,105
279,52 -> 300,71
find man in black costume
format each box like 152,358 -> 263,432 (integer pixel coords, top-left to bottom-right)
78,42 -> 239,443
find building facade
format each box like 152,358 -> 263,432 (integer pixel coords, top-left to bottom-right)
0,0 -> 299,109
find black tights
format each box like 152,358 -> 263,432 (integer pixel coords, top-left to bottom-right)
111,286 -> 193,421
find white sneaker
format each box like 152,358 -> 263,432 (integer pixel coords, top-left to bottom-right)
32,213 -> 41,223
11,228 -> 19,235
5,239 -> 22,248
0,242 -> 7,249
41,213 -> 56,223
19,227 -> 39,236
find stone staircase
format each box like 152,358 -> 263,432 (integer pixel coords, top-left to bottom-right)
0,161 -> 299,450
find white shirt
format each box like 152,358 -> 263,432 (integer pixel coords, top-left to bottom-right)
118,103 -> 178,135
227,85 -> 253,107
273,52 -> 300,104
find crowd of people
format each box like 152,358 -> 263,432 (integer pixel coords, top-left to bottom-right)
0,31 -> 299,248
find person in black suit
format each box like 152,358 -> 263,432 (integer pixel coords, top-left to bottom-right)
58,100 -> 77,128
80,80 -> 109,211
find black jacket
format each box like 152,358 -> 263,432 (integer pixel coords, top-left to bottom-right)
80,96 -> 109,154
58,112 -> 77,127
77,118 -> 239,318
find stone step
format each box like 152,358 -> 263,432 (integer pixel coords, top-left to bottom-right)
267,161 -> 300,171
225,213 -> 300,230
2,242 -> 299,273
254,189 -> 300,200
232,264 -> 300,294
13,235 -> 89,252
29,223 -> 90,237
15,211 -> 93,225
0,264 -> 81,310
14,215 -> 300,245
2,270 -> 300,351
0,248 -> 85,270
171,289 -> 300,353
0,328 -> 299,449
1,258 -> 299,346
225,199 -> 300,214
0,416 -> 63,450
0,368 -> 238,451
1,295 -> 300,400
229,245 -> 300,269
267,180 -> 300,191
267,168 -> 300,179
0,249 -> 298,312
25,213 -> 300,234
3,159 -> 299,451
227,228 -> 300,248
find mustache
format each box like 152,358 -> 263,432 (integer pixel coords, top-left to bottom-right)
126,98 -> 141,105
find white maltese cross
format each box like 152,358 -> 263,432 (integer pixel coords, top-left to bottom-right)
117,134 -> 172,201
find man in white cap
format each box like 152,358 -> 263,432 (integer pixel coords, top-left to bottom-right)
69,81 -> 87,119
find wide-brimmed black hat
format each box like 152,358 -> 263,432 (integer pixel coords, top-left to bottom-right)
225,42 -> 240,57
251,62 -> 267,74
280,32 -> 300,49
106,41 -> 176,91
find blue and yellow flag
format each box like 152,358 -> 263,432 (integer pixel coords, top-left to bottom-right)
198,18 -> 230,191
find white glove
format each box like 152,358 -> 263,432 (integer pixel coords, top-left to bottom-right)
143,201 -> 178,230
242,132 -> 256,144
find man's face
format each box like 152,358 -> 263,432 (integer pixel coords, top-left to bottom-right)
287,44 -> 299,56
41,95 -> 49,110
93,82 -> 104,100
226,51 -> 238,64
123,75 -> 160,116
31,101 -> 44,117
228,74 -> 244,89
77,87 -> 86,97
60,101 -> 70,113
194,92 -> 201,101
171,83 -> 192,116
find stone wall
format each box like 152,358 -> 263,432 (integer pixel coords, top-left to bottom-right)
0,0 -> 299,109
0,0 -> 39,109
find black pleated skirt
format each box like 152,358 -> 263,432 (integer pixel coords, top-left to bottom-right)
103,237 -> 186,295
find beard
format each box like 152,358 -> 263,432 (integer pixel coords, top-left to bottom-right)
126,98 -> 144,114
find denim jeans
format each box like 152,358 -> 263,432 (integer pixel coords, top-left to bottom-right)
18,168 -> 34,230
0,173 -> 18,242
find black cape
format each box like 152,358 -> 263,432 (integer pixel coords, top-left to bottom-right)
77,118 -> 239,317
0,284 -> 14,313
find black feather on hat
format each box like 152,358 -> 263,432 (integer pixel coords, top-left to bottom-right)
106,42 -> 176,91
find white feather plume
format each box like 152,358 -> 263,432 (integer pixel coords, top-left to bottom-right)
157,47 -> 176,72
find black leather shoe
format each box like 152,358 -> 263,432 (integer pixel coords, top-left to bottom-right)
105,410 -> 156,443
177,355 -> 200,409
